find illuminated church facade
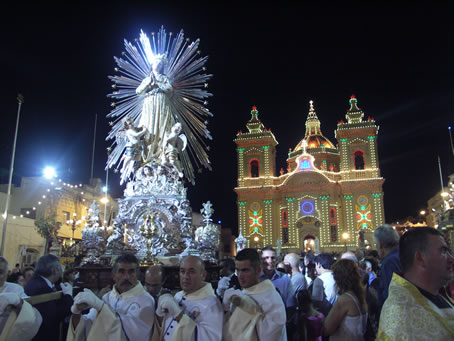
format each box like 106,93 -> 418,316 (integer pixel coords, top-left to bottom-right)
234,96 -> 385,253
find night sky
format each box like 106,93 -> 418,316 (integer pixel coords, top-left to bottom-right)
0,3 -> 452,232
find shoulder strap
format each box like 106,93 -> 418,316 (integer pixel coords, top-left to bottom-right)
345,292 -> 362,317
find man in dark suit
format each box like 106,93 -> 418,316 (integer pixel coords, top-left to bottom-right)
216,258 -> 240,300
25,254 -> 73,340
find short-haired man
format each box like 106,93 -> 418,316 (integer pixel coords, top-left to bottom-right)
23,267 -> 34,286
312,253 -> 337,316
259,246 -> 296,308
157,256 -> 223,340
24,254 -> 73,340
373,224 -> 402,310
377,227 -> 454,340
0,257 -> 42,340
68,253 -> 155,341
283,253 -> 307,295
223,248 -> 287,341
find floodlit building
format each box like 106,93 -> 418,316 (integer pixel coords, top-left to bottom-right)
0,176 -> 118,265
234,96 -> 385,253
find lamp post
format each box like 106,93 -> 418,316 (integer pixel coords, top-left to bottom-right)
67,213 -> 81,245
342,232 -> 350,251
1,94 -> 24,256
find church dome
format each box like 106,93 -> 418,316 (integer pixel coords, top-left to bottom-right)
295,135 -> 335,151
293,100 -> 336,151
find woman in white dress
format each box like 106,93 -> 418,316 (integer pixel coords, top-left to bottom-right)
323,259 -> 368,340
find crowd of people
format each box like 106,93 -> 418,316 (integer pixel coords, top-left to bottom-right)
0,224 -> 452,340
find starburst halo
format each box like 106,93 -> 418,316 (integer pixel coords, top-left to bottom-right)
106,26 -> 213,184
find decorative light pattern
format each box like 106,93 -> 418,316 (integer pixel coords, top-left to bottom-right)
301,200 -> 315,215
355,202 -> 373,230
248,208 -> 263,235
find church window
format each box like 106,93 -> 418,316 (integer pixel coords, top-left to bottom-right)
354,150 -> 365,170
330,208 -> 337,225
250,159 -> 259,177
330,225 -> 338,242
281,210 -> 288,227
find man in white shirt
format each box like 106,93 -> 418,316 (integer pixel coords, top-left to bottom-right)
68,253 -> 155,341
312,253 -> 337,316
157,255 -> 223,341
223,248 -> 287,341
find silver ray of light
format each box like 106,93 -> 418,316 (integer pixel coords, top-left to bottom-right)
106,26 -> 213,184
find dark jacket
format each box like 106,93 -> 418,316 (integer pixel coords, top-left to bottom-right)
24,274 -> 73,341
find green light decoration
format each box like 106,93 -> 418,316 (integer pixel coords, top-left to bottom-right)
372,193 -> 382,198
238,201 -> 247,206
368,136 -> 375,140
237,148 -> 245,152
263,200 -> 272,204
344,195 -> 353,200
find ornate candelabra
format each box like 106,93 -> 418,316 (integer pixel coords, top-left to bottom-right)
139,214 -> 159,264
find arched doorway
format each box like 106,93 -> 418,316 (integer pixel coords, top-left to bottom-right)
296,217 -> 321,253
303,235 -> 316,252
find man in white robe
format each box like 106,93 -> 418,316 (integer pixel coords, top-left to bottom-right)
377,227 -> 454,340
157,256 -> 223,341
0,257 -> 42,341
223,248 -> 287,341
68,254 -> 155,341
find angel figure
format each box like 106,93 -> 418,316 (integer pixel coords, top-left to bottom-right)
161,123 -> 187,178
118,117 -> 147,185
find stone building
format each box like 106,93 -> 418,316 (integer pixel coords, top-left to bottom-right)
0,176 -> 118,265
234,96 -> 385,253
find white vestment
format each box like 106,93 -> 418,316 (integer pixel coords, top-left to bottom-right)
68,282 -> 155,341
0,282 -> 42,341
224,280 -> 287,341
0,282 -> 28,298
162,282 -> 223,341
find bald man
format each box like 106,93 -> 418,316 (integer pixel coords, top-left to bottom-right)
284,253 -> 307,294
145,265 -> 170,305
157,256 -> 223,340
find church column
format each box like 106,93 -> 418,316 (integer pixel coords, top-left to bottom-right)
343,194 -> 354,248
372,193 -> 384,227
263,200 -> 273,246
237,148 -> 245,187
339,138 -> 350,180
368,136 -> 378,176
319,195 -> 330,248
237,201 -> 247,246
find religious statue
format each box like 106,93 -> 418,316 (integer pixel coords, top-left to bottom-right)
136,53 -> 173,161
107,27 -> 213,185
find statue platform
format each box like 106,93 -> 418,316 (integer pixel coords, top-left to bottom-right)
76,263 -> 221,291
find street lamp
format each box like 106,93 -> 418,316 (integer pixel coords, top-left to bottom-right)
342,232 -> 350,251
67,212 -> 81,245
253,236 -> 259,249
